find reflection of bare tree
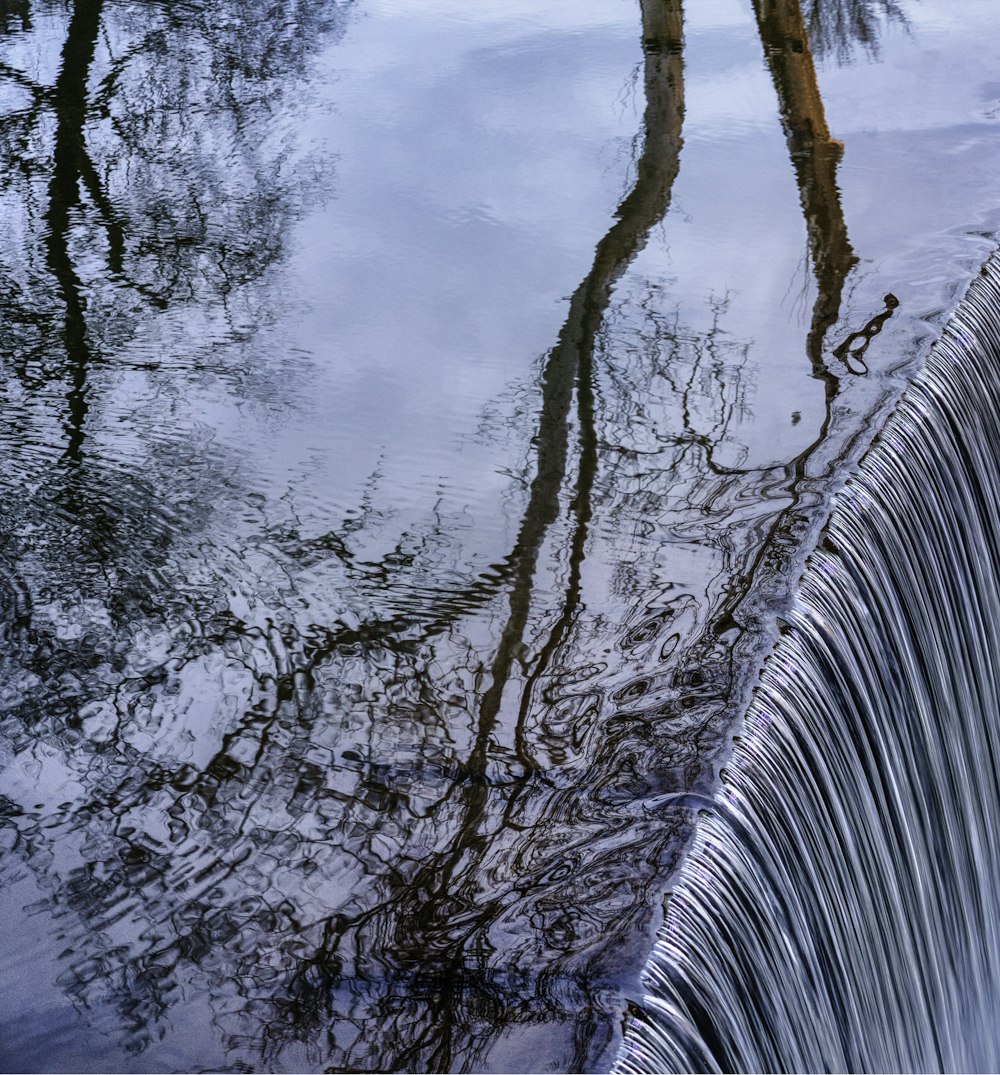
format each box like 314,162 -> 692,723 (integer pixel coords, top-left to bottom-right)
2,0 -> 342,420
804,0 -> 907,61
326,4 -> 688,1067
667,0 -> 892,724
0,1 -> 689,1070
0,0 -> 905,1072
0,0 -> 347,593
0,0 -> 353,1062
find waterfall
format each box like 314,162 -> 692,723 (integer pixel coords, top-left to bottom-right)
615,249 -> 1000,1074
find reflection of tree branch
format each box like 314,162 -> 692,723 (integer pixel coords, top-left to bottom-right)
481,0 -> 686,775
0,59 -> 48,101
752,0 -> 857,382
514,0 -> 686,753
91,28 -> 165,113
350,2 -> 688,1068
76,146 -> 170,307
804,0 -> 907,62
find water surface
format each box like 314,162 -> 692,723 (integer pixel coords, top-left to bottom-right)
1,0 -> 999,1071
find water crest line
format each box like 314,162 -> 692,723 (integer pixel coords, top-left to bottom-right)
616,250 -> 1000,1074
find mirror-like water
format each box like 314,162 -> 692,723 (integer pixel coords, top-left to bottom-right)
616,247 -> 1000,1075
0,0 -> 999,1071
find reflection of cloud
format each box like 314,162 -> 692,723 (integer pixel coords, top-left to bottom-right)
6,0 -> 979,1071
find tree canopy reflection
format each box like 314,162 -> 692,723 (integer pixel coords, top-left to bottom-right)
0,0 -> 902,1071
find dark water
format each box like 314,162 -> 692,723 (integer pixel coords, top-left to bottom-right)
616,248 -> 1000,1075
0,0 -> 999,1071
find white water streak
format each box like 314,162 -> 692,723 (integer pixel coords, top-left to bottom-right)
616,252 -> 1000,1074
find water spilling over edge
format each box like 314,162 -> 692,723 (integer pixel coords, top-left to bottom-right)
615,248 -> 1000,1074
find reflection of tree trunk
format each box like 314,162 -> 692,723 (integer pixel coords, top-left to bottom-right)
752,0 -> 856,380
43,0 -> 105,463
514,0 -> 686,759
479,0 -> 686,773
687,0 -> 864,815
401,1 -> 686,1068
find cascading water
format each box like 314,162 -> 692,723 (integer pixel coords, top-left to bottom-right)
615,250 -> 1000,1075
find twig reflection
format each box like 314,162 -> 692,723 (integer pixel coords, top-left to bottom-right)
0,0 -> 905,1071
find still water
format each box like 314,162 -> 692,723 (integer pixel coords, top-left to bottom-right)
0,0 -> 998,1071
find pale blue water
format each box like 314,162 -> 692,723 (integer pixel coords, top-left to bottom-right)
0,1 -> 999,1071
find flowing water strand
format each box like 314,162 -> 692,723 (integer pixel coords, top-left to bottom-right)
615,251 -> 1000,1075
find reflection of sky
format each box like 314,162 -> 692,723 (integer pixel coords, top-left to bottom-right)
239,0 -> 1000,549
3,1 -> 1000,1069
262,0 -> 642,551
821,0 -> 1000,306
85,0 -> 1000,582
